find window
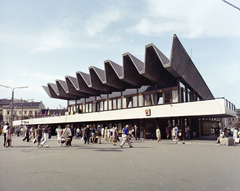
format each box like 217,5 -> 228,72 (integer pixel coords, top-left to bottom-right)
139,95 -> 143,106
127,97 -> 132,108
89,103 -> 92,112
109,100 -> 112,110
157,92 -> 163,104
172,90 -> 178,103
144,94 -> 150,106
7,111 -> 10,115
104,100 -> 108,111
100,102 -> 103,111
164,91 -> 170,104
85,104 -> 89,113
24,111 -> 27,114
117,98 -> 121,109
92,102 -> 96,112
112,99 -> 117,110
122,98 -> 127,108
133,96 -> 138,107
19,111 -> 22,115
150,94 -> 156,105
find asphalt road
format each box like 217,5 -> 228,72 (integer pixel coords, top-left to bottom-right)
0,135 -> 239,191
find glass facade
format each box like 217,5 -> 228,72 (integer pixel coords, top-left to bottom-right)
68,80 -> 203,114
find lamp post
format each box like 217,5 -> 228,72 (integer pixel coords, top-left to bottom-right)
0,84 -> 28,127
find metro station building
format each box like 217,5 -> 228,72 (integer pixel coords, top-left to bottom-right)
13,35 -> 236,139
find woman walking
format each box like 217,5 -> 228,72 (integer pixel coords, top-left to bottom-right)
56,125 -> 62,145
40,125 -> 50,148
36,125 -> 43,148
5,126 -> 12,148
156,126 -> 161,143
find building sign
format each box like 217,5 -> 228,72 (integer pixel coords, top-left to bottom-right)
145,109 -> 151,116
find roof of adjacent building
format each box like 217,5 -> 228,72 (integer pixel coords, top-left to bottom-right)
3,101 -> 43,109
42,34 -> 214,101
0,99 -> 11,105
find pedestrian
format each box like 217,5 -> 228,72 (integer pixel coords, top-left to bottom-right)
112,127 -> 118,146
134,125 -> 139,140
76,127 -> 80,139
23,126 -> 30,142
120,125 -> 133,148
5,126 -> 13,148
84,125 -> 90,144
104,127 -> 108,142
97,125 -> 102,144
56,125 -> 62,145
101,126 -> 104,140
36,125 -> 43,148
3,122 -> 8,147
165,125 -> 170,139
233,127 -> 238,146
216,130 -> 224,144
91,126 -> 96,143
40,125 -> 50,148
65,124 -> 72,146
131,127 -> 135,140
174,125 -> 178,143
156,126 -> 161,143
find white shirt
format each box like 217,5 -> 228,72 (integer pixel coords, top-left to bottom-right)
3,125 -> 8,133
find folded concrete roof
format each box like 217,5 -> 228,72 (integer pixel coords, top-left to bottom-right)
42,34 -> 214,101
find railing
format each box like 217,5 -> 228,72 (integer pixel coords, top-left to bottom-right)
215,97 -> 236,112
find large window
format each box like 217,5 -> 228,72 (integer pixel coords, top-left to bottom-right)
117,98 -> 121,109
164,91 -> 171,104
157,92 -> 163,104
144,94 -> 150,106
127,97 -> 132,108
172,90 -> 178,103
150,94 -> 156,105
100,102 -> 103,111
139,95 -> 143,106
112,99 -> 117,110
122,98 -> 127,108
133,96 -> 138,107
109,100 -> 112,110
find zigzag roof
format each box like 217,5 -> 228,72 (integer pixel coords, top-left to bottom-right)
42,34 -> 214,101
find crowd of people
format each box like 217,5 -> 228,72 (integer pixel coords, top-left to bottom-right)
2,123 -> 140,148
2,122 -> 240,148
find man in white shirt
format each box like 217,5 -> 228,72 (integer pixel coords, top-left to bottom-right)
3,123 -> 9,147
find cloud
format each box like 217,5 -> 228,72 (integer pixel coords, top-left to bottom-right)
85,10 -> 122,36
127,0 -> 240,38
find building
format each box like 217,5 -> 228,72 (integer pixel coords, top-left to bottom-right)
0,99 -> 11,124
3,100 -> 45,125
13,34 -> 236,139
221,108 -> 240,129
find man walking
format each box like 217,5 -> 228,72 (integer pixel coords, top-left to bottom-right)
3,123 -> 9,147
40,125 -> 50,148
120,125 -> 133,148
84,125 -> 90,144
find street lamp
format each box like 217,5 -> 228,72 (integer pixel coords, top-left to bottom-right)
0,84 -> 28,127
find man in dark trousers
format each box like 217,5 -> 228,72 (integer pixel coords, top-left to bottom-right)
84,125 -> 91,144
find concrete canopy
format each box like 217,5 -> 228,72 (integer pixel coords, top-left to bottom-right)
42,34 -> 214,101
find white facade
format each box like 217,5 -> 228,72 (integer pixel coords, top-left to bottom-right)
13,99 -> 236,126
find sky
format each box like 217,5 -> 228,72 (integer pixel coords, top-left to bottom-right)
0,0 -> 240,109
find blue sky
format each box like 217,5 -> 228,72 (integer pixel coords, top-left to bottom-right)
0,0 -> 240,109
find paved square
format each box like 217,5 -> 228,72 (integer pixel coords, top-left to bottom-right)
0,135 -> 239,191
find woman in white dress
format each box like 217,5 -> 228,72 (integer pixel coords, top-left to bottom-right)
56,125 -> 62,145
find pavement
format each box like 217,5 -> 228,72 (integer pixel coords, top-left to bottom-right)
0,135 -> 239,191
